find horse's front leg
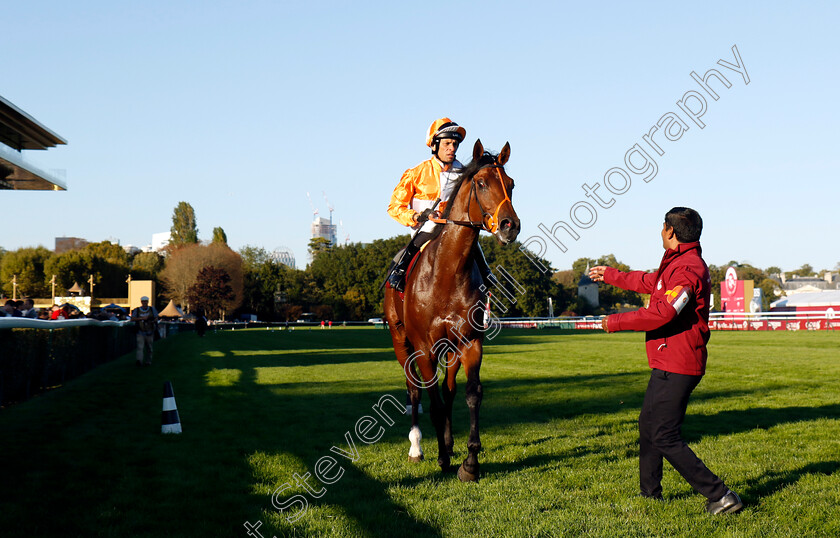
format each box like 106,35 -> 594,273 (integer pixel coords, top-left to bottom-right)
458,344 -> 483,482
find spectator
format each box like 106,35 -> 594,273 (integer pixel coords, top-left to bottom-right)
50,304 -> 69,320
194,309 -> 208,337
21,299 -> 38,318
3,300 -> 22,317
130,296 -> 159,366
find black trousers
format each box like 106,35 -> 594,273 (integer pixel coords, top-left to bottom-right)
639,368 -> 727,500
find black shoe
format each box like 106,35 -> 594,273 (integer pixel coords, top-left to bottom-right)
638,493 -> 663,501
388,269 -> 407,292
705,490 -> 742,514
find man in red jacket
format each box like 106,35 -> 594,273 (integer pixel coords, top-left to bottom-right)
589,207 -> 742,514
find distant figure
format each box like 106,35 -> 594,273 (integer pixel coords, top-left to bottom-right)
195,310 -> 208,337
131,296 -> 159,366
589,207 -> 742,515
21,299 -> 38,319
2,300 -> 21,317
50,304 -> 69,320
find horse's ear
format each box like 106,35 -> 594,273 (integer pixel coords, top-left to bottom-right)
472,139 -> 484,161
498,142 -> 511,166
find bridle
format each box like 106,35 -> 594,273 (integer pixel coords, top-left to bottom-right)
429,160 -> 512,234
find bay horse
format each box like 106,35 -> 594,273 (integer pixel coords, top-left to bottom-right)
384,139 -> 520,482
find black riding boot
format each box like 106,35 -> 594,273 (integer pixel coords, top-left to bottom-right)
473,243 -> 498,291
388,239 -> 423,292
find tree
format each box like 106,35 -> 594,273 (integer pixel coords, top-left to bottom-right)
170,202 -> 198,247
212,227 -> 227,244
0,246 -> 53,298
130,251 -> 165,281
42,241 -> 131,297
308,237 -> 332,261
160,242 -> 243,312
792,263 -> 814,277
186,266 -> 235,320
479,236 -> 563,317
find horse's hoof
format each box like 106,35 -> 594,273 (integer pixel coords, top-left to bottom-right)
437,457 -> 451,471
457,463 -> 479,482
408,454 -> 424,463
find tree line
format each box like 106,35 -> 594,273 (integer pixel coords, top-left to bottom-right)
1,200 -> 834,319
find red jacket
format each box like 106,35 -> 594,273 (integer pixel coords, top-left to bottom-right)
604,242 -> 712,375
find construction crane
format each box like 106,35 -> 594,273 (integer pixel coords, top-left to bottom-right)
322,191 -> 334,224
339,219 -> 350,245
306,192 -> 319,220
323,191 -> 337,246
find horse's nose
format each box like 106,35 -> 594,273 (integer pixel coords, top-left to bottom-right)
499,218 -> 520,241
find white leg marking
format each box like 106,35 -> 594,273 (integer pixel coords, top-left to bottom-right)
408,425 -> 424,458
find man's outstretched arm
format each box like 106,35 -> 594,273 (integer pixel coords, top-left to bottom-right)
589,265 -> 657,294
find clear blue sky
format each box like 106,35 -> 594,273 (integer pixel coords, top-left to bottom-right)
3,1 -> 838,273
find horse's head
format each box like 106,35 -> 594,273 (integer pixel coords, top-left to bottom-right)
468,139 -> 520,245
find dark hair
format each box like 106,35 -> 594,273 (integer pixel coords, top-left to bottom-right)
664,207 -> 702,242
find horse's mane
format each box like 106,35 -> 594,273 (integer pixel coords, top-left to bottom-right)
440,152 -> 498,219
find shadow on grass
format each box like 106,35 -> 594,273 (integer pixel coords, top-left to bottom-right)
683,404 -> 840,442
224,349 -> 395,368
742,460 -> 840,502
200,363 -> 443,537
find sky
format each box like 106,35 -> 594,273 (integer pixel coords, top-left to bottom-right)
2,1 -> 838,274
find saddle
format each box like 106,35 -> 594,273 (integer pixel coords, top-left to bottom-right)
382,240 -> 433,297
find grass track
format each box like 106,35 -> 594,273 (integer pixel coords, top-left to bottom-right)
1,327 -> 838,537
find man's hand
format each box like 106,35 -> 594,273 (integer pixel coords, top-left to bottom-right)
415,208 -> 434,223
601,316 -> 609,332
589,265 -> 608,282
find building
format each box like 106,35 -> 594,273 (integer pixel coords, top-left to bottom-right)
780,273 -> 840,295
55,236 -> 89,254
311,216 -> 337,246
271,247 -> 296,269
577,264 -> 599,308
0,94 -> 67,190
151,232 -> 171,252
770,290 -> 840,315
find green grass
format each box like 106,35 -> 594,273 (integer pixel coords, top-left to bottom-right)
1,327 -> 839,537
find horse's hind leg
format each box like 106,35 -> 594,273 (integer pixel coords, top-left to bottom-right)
406,374 -> 424,462
458,350 -> 483,482
411,356 -> 450,471
442,354 -> 461,457
384,300 -> 426,463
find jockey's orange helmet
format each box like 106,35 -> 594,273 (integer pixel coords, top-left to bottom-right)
425,118 -> 466,147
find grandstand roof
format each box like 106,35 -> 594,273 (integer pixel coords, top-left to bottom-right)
0,94 -> 67,190
0,95 -> 66,150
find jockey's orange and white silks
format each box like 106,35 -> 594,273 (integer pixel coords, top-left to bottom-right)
388,158 -> 462,228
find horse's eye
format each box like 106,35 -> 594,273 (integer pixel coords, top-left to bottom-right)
477,179 -> 487,189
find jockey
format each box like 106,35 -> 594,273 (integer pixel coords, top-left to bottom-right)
386,117 -> 496,292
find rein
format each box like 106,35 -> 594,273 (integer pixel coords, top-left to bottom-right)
429,162 -> 511,233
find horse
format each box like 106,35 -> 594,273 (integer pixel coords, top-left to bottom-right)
383,139 -> 520,482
